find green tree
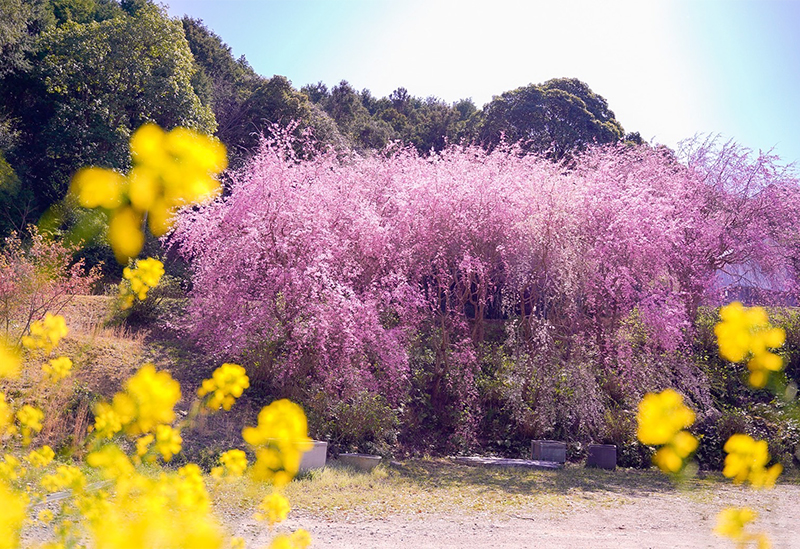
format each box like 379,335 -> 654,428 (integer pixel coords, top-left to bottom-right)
479,77 -> 625,160
0,0 -> 53,76
49,0 -> 123,25
15,3 -> 215,208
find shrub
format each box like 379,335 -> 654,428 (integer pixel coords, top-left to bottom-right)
309,391 -> 399,457
0,227 -> 100,342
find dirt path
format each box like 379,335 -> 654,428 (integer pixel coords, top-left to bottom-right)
234,483 -> 800,548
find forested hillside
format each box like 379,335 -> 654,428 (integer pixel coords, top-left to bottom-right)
0,0 -> 636,243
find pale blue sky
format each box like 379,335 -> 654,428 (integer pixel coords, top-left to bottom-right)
163,0 -> 800,168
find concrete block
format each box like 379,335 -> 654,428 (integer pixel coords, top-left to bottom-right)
531,440 -> 567,463
298,440 -> 328,472
586,444 -> 616,470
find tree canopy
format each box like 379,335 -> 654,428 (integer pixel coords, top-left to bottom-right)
0,1 -> 215,232
479,77 -> 626,160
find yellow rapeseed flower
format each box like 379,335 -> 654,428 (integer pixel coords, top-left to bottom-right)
130,124 -> 226,219
174,463 -> 210,511
37,509 -> 54,524
269,530 -> 312,549
0,454 -> 24,481
106,363 -> 181,436
637,389 -> 696,445
120,257 -> 165,308
198,363 -> 250,411
0,339 -> 20,379
93,402 -> 123,439
40,464 -> 85,493
0,393 -> 15,437
70,124 -> 226,263
714,507 -> 770,547
22,313 -> 68,353
70,167 -> 125,209
255,492 -> 291,526
76,490 -> 112,525
16,404 -> 44,446
636,389 -> 698,473
289,529 -> 312,548
155,424 -> 182,462
136,434 -> 154,458
243,399 -> 312,487
212,449 -> 248,479
86,466 -> 224,549
42,356 -> 73,382
26,445 -> 55,468
108,206 -> 145,264
0,480 -> 27,549
714,302 -> 785,388
86,445 -> 134,481
723,434 -> 782,488
715,507 -> 756,539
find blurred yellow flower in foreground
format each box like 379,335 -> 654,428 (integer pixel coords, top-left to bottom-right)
16,404 -> 44,446
42,356 -> 73,382
0,393 -> 14,438
714,302 -> 785,388
85,463 -> 224,549
0,454 -> 23,481
70,123 -> 227,263
198,363 -> 250,411
155,424 -> 182,462
636,389 -> 698,473
115,363 -> 181,436
22,313 -> 68,353
0,339 -> 20,379
71,167 -> 126,209
714,507 -> 771,548
86,444 -> 135,481
723,434 -> 782,489
0,480 -> 27,549
243,399 -> 312,487
255,491 -> 291,526
40,464 -> 86,493
25,445 -> 55,468
92,363 -> 181,441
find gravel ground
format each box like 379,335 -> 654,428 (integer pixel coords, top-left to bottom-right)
233,482 -> 800,549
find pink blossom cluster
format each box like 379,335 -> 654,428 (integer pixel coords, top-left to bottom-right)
170,134 -> 800,419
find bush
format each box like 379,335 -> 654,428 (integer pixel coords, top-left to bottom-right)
309,391 -> 399,457
0,227 -> 100,341
602,408 -> 653,468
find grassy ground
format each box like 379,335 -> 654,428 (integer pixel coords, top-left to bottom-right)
211,458 -> 776,520
13,294 -> 800,547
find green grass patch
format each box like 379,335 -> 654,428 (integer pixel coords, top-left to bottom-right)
210,459 -> 739,520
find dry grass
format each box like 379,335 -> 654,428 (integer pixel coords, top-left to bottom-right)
11,295 -> 799,521
6,295 -> 148,453
209,459 -> 741,521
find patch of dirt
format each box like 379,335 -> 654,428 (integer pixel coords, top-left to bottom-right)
229,483 -> 800,548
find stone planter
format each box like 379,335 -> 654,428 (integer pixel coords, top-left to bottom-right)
337,453 -> 381,471
298,440 -> 328,472
531,440 -> 567,463
586,444 -> 616,470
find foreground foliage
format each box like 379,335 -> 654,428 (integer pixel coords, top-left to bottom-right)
1,122 -> 313,548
